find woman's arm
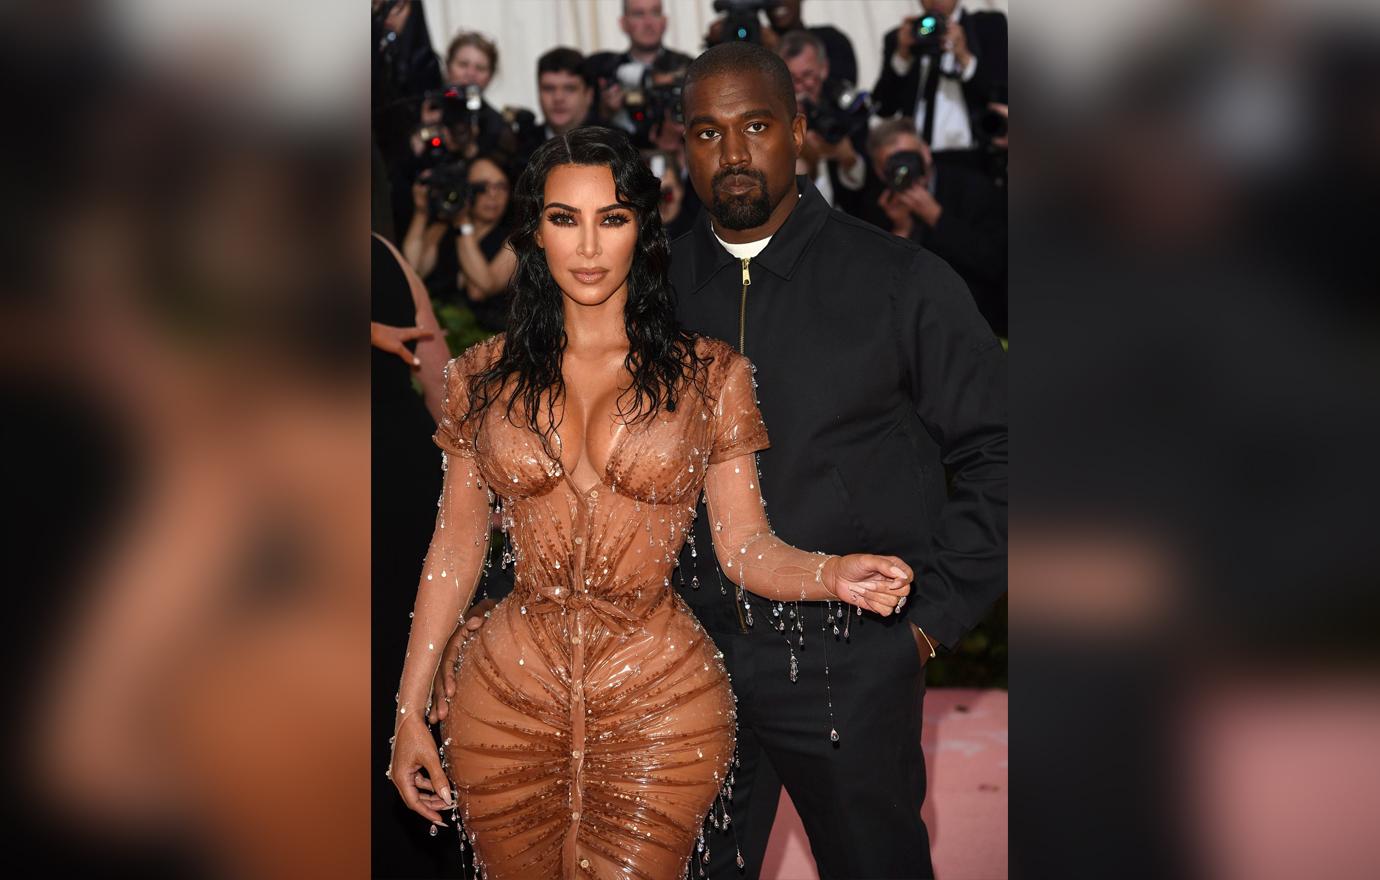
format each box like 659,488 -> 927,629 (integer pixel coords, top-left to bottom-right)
702,355 -> 912,613
455,231 -> 516,300
704,450 -> 911,614
401,179 -> 447,278
388,355 -> 495,825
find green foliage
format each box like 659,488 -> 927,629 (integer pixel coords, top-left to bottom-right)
434,299 -> 497,358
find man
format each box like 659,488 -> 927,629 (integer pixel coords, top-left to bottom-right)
765,0 -> 857,86
873,0 -> 1008,174
513,47 -> 598,166
864,117 -> 1007,336
589,0 -> 694,135
673,42 -> 1007,879
776,29 -> 867,213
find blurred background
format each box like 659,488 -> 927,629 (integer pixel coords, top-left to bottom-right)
3,1 -> 1379,879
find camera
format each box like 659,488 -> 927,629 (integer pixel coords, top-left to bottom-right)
884,150 -> 927,193
426,161 -> 473,222
910,13 -> 947,55
976,106 -> 1007,141
709,0 -> 782,47
623,70 -> 685,148
426,84 -> 484,128
802,80 -> 873,145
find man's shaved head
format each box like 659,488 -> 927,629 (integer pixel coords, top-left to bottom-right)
683,41 -> 797,118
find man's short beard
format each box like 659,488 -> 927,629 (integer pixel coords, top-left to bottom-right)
711,170 -> 773,230
714,189 -> 773,230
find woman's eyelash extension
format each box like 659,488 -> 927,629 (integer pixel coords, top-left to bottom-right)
603,214 -> 630,226
547,211 -> 575,225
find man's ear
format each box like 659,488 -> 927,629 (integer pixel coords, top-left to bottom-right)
792,112 -> 807,156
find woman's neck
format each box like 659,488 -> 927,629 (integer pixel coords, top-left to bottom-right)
561,281 -> 630,356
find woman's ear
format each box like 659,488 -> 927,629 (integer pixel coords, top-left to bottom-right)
534,229 -> 543,248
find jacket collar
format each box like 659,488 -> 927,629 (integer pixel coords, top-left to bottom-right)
681,174 -> 831,294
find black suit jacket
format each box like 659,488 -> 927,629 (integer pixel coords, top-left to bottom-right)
872,11 -> 1008,128
671,176 -> 1007,648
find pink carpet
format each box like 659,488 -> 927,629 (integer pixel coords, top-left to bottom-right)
760,688 -> 1008,880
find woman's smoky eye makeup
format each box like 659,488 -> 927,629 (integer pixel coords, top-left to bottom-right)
544,210 -> 634,227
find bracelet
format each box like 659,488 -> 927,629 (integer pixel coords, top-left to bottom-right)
458,222 -> 475,237
814,553 -> 838,587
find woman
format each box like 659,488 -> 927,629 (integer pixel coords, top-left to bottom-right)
387,127 -> 912,879
403,155 -> 518,331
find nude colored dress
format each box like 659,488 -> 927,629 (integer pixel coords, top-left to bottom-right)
395,335 -> 843,879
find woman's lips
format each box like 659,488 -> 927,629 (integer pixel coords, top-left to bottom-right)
571,268 -> 609,284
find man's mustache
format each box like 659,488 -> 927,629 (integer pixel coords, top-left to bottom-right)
712,168 -> 767,190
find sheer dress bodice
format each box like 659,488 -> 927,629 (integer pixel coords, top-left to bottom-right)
394,335 -> 851,879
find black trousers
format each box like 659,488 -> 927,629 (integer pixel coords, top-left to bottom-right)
699,602 -> 933,880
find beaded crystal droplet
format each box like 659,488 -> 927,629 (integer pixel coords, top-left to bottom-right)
830,728 -> 840,743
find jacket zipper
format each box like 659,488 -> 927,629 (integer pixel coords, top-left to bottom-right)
738,257 -> 751,354
734,256 -> 751,632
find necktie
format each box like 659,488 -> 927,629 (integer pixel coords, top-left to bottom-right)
919,53 -> 942,146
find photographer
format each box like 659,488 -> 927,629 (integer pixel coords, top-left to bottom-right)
409,32 -> 513,164
866,118 -> 1007,335
402,156 -> 516,332
587,0 -> 693,135
778,30 -> 867,211
705,0 -> 856,86
873,1 -> 1008,175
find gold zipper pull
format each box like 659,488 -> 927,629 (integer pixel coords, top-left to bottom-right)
738,257 -> 751,355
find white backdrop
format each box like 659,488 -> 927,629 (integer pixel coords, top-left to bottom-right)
419,1 -> 1007,116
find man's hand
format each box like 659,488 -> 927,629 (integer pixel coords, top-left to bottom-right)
945,19 -> 973,70
894,182 -> 943,227
600,80 -> 624,117
370,322 -> 431,369
878,189 -> 915,238
988,102 -> 1008,150
804,131 -> 859,170
897,16 -> 918,62
427,598 -> 496,724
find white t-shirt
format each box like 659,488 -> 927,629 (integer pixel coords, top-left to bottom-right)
712,228 -> 772,260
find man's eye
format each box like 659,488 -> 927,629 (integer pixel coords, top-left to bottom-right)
747,122 -> 767,133
697,130 -> 720,141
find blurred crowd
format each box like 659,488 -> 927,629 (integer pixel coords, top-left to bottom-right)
371,0 -> 1009,338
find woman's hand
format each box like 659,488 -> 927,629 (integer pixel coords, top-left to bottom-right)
388,713 -> 453,826
824,554 -> 912,616
428,598 -> 494,724
370,321 -> 431,368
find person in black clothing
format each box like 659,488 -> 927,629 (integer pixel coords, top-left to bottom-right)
776,29 -> 868,213
765,0 -> 858,86
511,47 -> 600,168
863,118 -> 1007,336
588,0 -> 695,137
433,31 -> 521,164
672,42 -> 1007,879
872,0 -> 1008,175
401,155 -> 517,332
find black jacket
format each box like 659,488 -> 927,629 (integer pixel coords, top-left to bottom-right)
672,176 -> 1007,648
872,11 -> 1008,126
855,165 -> 1008,336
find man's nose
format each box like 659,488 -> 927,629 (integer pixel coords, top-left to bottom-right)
720,128 -> 750,168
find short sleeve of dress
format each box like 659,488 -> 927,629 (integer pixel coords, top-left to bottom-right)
433,339 -> 499,457
709,350 -> 771,464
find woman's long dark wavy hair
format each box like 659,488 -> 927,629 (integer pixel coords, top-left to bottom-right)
460,126 -> 711,459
